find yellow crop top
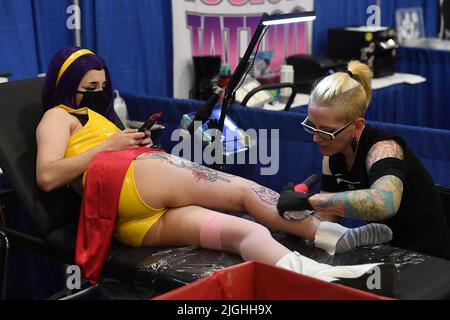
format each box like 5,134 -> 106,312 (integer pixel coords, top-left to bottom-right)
56,105 -> 121,158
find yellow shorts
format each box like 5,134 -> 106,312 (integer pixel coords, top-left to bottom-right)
114,162 -> 167,247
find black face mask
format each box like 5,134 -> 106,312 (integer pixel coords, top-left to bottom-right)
77,90 -> 109,115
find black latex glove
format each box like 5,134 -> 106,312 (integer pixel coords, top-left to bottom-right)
277,190 -> 314,216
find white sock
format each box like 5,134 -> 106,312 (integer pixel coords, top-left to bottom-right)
315,222 -> 393,255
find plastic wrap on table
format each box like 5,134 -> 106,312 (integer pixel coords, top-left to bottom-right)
100,215 -> 450,299
272,229 -> 429,267
134,246 -> 242,295
129,230 -> 430,299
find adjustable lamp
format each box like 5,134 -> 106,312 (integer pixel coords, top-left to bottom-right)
184,11 -> 316,167
215,11 -> 316,132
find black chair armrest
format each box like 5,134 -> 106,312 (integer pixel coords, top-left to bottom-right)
0,188 -> 14,227
0,188 -> 14,202
436,184 -> 450,232
242,82 -> 297,111
0,229 -> 9,299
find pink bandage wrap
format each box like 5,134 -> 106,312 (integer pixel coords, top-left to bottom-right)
199,213 -> 226,250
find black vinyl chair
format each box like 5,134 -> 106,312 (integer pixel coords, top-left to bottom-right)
0,78 -> 178,299
436,184 -> 450,232
0,78 -> 254,300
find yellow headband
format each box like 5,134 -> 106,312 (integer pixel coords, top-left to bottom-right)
56,49 -> 95,84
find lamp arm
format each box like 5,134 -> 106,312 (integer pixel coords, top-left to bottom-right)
218,15 -> 268,132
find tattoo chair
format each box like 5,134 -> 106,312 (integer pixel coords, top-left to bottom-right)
1,78 -> 450,300
0,78 -> 245,299
0,78 -> 159,299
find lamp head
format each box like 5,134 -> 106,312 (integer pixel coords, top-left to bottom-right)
262,11 -> 316,26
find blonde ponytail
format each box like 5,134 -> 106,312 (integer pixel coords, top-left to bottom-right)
348,60 -> 373,108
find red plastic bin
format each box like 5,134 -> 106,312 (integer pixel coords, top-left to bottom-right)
153,261 -> 392,300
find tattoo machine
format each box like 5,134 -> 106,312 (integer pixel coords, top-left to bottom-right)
283,174 -> 320,221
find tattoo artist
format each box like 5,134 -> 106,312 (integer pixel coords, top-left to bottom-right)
277,61 -> 450,259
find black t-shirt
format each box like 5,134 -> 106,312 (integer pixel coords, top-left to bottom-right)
321,125 -> 450,259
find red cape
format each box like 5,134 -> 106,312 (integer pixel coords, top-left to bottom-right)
75,146 -> 162,284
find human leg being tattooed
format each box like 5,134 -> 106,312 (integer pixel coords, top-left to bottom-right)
133,151 -> 321,241
133,152 -> 391,254
141,206 -> 383,283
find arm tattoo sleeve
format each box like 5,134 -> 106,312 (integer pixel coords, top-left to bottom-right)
251,186 -> 280,205
137,151 -> 235,183
310,140 -> 405,220
309,175 -> 403,221
366,140 -> 404,175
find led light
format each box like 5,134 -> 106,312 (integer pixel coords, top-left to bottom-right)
262,11 -> 316,26
262,16 -> 316,26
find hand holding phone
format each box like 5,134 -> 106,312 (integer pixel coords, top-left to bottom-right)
138,112 -> 163,132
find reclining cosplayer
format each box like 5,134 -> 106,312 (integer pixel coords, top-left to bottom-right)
36,48 -> 392,284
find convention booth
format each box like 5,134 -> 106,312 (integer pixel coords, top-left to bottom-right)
1,79 -> 450,300
1,0 -> 450,301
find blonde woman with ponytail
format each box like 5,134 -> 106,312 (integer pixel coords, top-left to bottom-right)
277,61 -> 450,259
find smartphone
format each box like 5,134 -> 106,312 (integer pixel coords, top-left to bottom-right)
138,112 -> 163,132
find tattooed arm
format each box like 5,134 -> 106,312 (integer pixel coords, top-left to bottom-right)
309,140 -> 405,221
315,156 -> 339,222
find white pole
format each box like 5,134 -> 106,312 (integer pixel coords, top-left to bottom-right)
440,0 -> 444,39
376,0 -> 381,9
73,0 -> 82,47
377,0 -> 382,26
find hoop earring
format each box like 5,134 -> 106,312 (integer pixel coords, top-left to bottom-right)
351,137 -> 359,154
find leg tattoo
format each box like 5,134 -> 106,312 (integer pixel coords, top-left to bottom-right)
251,186 -> 280,206
137,151 -> 235,183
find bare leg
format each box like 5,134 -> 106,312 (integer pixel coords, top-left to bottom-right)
141,205 -> 290,265
133,152 -> 319,241
141,206 -> 384,284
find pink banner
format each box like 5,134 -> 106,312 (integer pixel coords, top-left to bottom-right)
172,0 -> 314,98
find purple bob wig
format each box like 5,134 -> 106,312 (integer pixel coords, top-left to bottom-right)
41,47 -> 118,122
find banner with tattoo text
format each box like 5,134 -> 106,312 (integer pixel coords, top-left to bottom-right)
172,0 -> 314,98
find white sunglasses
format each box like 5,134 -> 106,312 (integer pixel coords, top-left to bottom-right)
301,117 -> 354,140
